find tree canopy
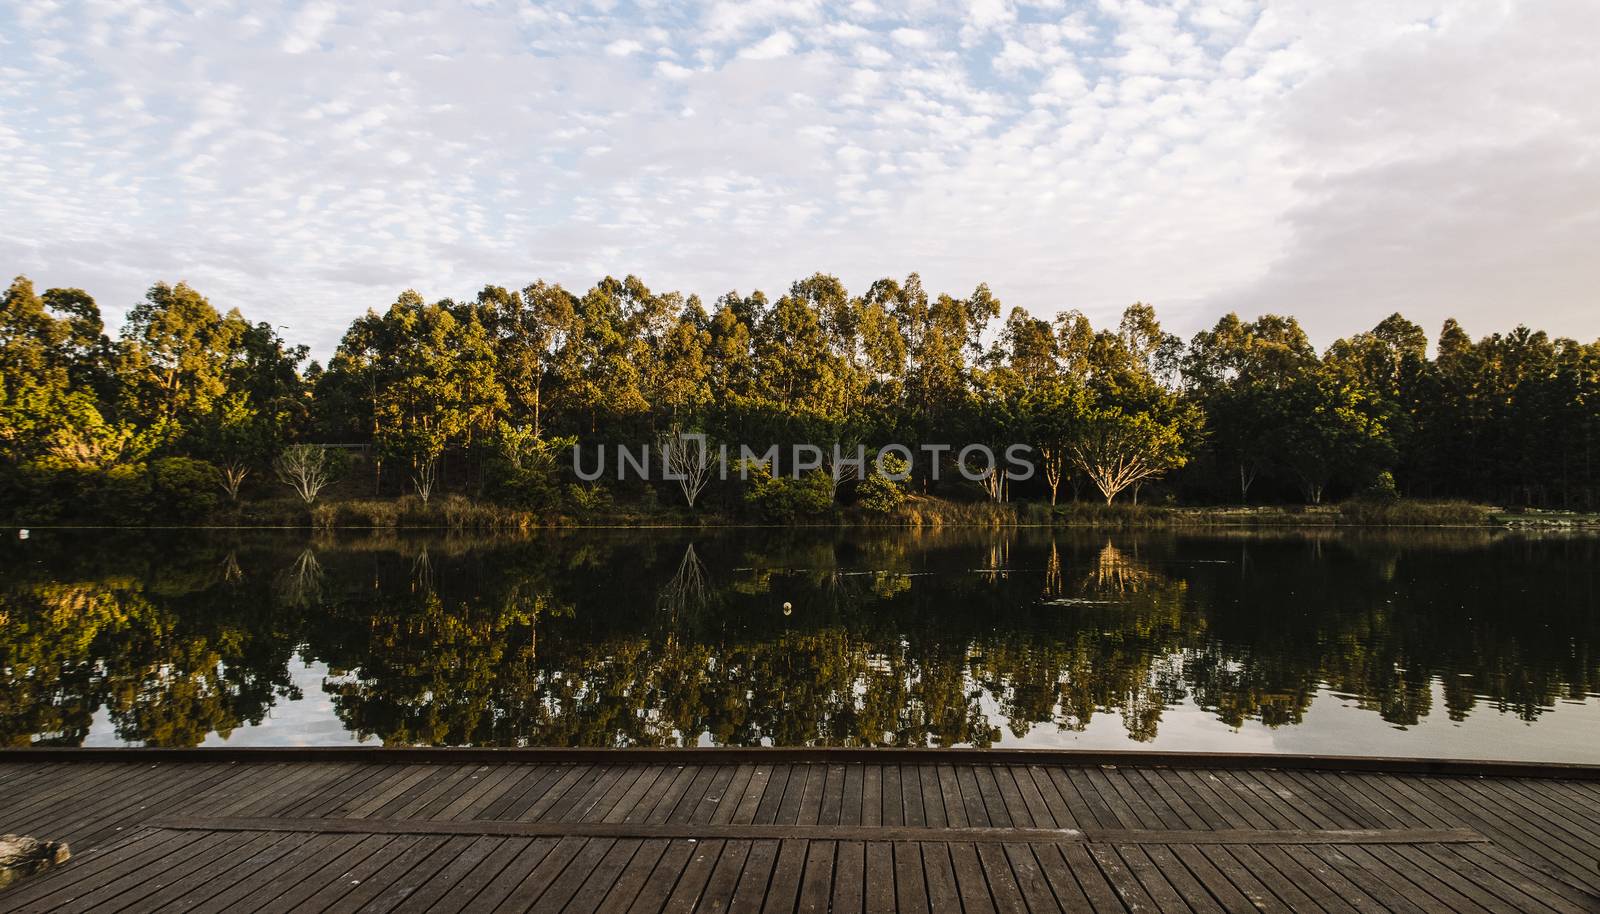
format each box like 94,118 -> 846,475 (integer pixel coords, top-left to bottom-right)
4,271 -> 1599,519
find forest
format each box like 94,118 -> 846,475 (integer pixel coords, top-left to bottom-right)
2,272 -> 1598,524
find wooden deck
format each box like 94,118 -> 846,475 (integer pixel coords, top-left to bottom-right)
2,749 -> 1598,913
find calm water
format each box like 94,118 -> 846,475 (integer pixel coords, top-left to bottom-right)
2,527 -> 1598,761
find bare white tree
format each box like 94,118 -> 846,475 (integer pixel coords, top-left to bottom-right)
274,444 -> 336,504
660,431 -> 715,508
1067,409 -> 1185,505
216,461 -> 249,502
412,455 -> 438,504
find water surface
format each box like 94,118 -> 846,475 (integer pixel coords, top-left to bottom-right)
3,527 -> 1597,761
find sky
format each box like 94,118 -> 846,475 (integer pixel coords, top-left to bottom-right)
2,0 -> 1597,359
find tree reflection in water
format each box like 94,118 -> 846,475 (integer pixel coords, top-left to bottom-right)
1,528 -> 1597,749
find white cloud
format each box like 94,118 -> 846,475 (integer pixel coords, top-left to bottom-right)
890,28 -> 932,48
280,0 -> 336,54
0,0 -> 1595,359
737,30 -> 797,60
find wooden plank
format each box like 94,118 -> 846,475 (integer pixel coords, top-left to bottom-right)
750,763 -> 791,825
659,836 -> 724,913
485,834 -> 588,911
616,839 -> 695,914
481,763 -> 570,820
726,839 -> 782,914
859,764 -> 880,828
1002,765 -> 1058,829
639,765 -> 702,825
689,837 -> 752,914
513,763 -> 592,821
919,843 -> 962,914
1306,845 -> 1430,914
1166,843 -> 1271,913
562,764 -> 638,823
387,834 -> 503,913
235,834 -> 406,913
82,830 -> 287,913
1058,843 -> 1130,913
1341,843 -> 1494,914
1111,844 -> 1202,914
841,763 -> 865,827
1215,844 -> 1327,913
1408,775 -> 1600,889
1389,843 -> 1555,914
952,765 -> 992,827
879,764 -> 903,827
1085,842 -> 1158,912
325,834 -> 470,914
794,764 -> 827,826
10,758 -> 1600,914
817,762 -> 846,827
449,765 -> 541,821
948,842 -> 999,914
1453,842 -> 1600,914
1268,843 -> 1389,912
914,765 -> 942,827
759,838 -> 807,914
1248,843 -> 1357,913
556,838 -> 647,914
796,839 -> 836,914
190,832 -> 376,913
832,839 -> 866,914
663,765 -> 722,826
687,764 -> 739,825
290,833 -> 429,912
536,763 -> 617,823
1138,844 -> 1225,914
863,840 -> 896,914
974,842 -> 1028,913
727,763 -> 772,825
890,841 -> 929,914
453,837 -> 560,913
710,764 -> 756,825
976,765 -> 1025,828
1088,767 -> 1171,830
592,838 -> 669,914
7,829 -> 207,913
521,836 -> 621,913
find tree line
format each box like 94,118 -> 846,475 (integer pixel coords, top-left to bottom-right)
3,272 -> 1598,521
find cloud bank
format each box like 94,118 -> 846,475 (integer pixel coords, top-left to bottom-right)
1,0 -> 1595,356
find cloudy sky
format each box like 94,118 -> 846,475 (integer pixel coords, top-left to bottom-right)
3,0 -> 1596,358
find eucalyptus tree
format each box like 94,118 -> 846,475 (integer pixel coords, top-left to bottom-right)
474,281 -> 578,438
117,282 -> 252,439
1184,313 -> 1318,501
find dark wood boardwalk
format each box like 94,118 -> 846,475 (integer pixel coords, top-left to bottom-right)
2,749 -> 1598,913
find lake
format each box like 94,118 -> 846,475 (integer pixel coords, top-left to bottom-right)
2,527 -> 1597,761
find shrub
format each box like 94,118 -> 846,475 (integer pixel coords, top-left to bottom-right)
745,468 -> 835,522
149,457 -> 222,521
98,463 -> 153,523
855,454 -> 909,514
566,482 -> 613,514
483,457 -> 561,511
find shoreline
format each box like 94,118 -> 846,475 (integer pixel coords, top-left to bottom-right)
10,502 -> 1600,532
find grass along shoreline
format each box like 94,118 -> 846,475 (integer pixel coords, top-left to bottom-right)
14,496 -> 1595,530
